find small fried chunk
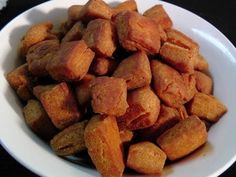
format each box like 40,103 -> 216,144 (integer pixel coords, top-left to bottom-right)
127,142 -> 166,174
61,21 -> 84,43
187,92 -> 227,122
91,77 -> 128,116
113,51 -> 152,90
50,120 -> 87,156
194,54 -> 209,71
113,0 -> 137,15
84,115 -> 124,177
68,5 -> 84,22
194,71 -> 213,94
157,115 -> 207,161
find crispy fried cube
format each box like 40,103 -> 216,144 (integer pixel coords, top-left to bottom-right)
187,92 -> 227,122
38,82 -> 81,129
26,39 -> 59,76
23,99 -> 57,139
119,130 -> 134,144
82,19 -> 116,57
194,71 -> 213,94
143,4 -> 173,30
113,51 -> 152,90
47,40 -> 95,81
127,142 -> 166,174
118,86 -> 160,130
75,74 -> 95,107
157,115 -> 207,161
91,77 -> 128,116
112,0 -> 137,15
77,0 -> 113,23
7,64 -> 32,101
68,5 -> 84,22
90,57 -> 118,76
151,60 -> 196,108
160,42 -> 195,73
84,115 -> 124,177
20,22 -> 57,56
194,54 -> 209,71
114,11 -> 160,54
61,21 -> 84,43
50,120 -> 87,156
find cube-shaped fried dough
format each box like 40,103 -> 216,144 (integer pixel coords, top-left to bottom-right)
61,21 -> 84,43
127,142 -> 166,174
26,39 -> 59,76
157,115 -> 207,161
91,77 -> 128,116
23,99 -> 57,139
115,11 -> 160,54
113,51 -> 152,90
112,0 -> 137,15
143,4 -> 173,30
194,54 -> 209,71
37,82 -> 81,129
187,92 -> 227,122
50,120 -> 87,156
68,5 -> 84,22
47,40 -> 95,81
160,42 -> 195,73
77,0 -> 113,23
83,19 -> 116,57
7,64 -> 32,101
84,115 -> 124,177
194,71 -> 213,94
118,86 -> 160,130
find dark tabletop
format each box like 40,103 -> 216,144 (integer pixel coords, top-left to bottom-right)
0,0 -> 235,177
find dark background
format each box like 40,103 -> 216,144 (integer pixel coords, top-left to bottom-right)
0,0 -> 235,177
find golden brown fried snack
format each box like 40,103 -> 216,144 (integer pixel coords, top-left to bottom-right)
194,54 -> 209,71
82,19 -> 116,57
91,76 -> 128,116
90,57 -> 118,76
194,71 -> 213,94
119,130 -> 134,144
7,64 -> 32,101
75,74 -> 95,107
113,51 -> 152,90
38,82 -> 81,129
20,22 -> 57,56
50,120 -> 87,156
68,5 -> 84,22
77,0 -> 113,23
26,39 -> 59,76
84,115 -> 124,177
187,92 -> 227,122
157,115 -> 207,161
160,42 -> 196,73
23,99 -> 57,139
114,11 -> 160,54
61,21 -> 84,43
112,0 -> 137,15
127,142 -> 166,174
33,84 -> 55,99
151,60 -> 196,108
118,86 -> 160,130
143,4 -> 173,30
47,40 -> 95,81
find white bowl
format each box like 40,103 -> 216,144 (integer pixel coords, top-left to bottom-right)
0,0 -> 235,177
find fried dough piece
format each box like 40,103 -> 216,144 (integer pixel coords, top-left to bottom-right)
47,40 -> 95,81
143,4 -> 172,30
112,0 -> 137,15
114,11 -> 160,54
194,71 -> 213,94
187,92 -> 227,122
20,22 -> 57,56
77,0 -> 113,23
118,86 -> 160,130
83,19 -> 116,57
151,60 -> 196,108
157,115 -> 207,161
7,64 -> 32,101
84,115 -> 124,177
50,120 -> 87,156
119,130 -> 134,144
23,99 -> 57,139
127,142 -> 166,174
26,39 -> 59,76
113,51 -> 151,90
194,54 -> 209,71
91,77 -> 128,116
68,5 -> 84,22
61,21 -> 84,43
38,82 -> 81,129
